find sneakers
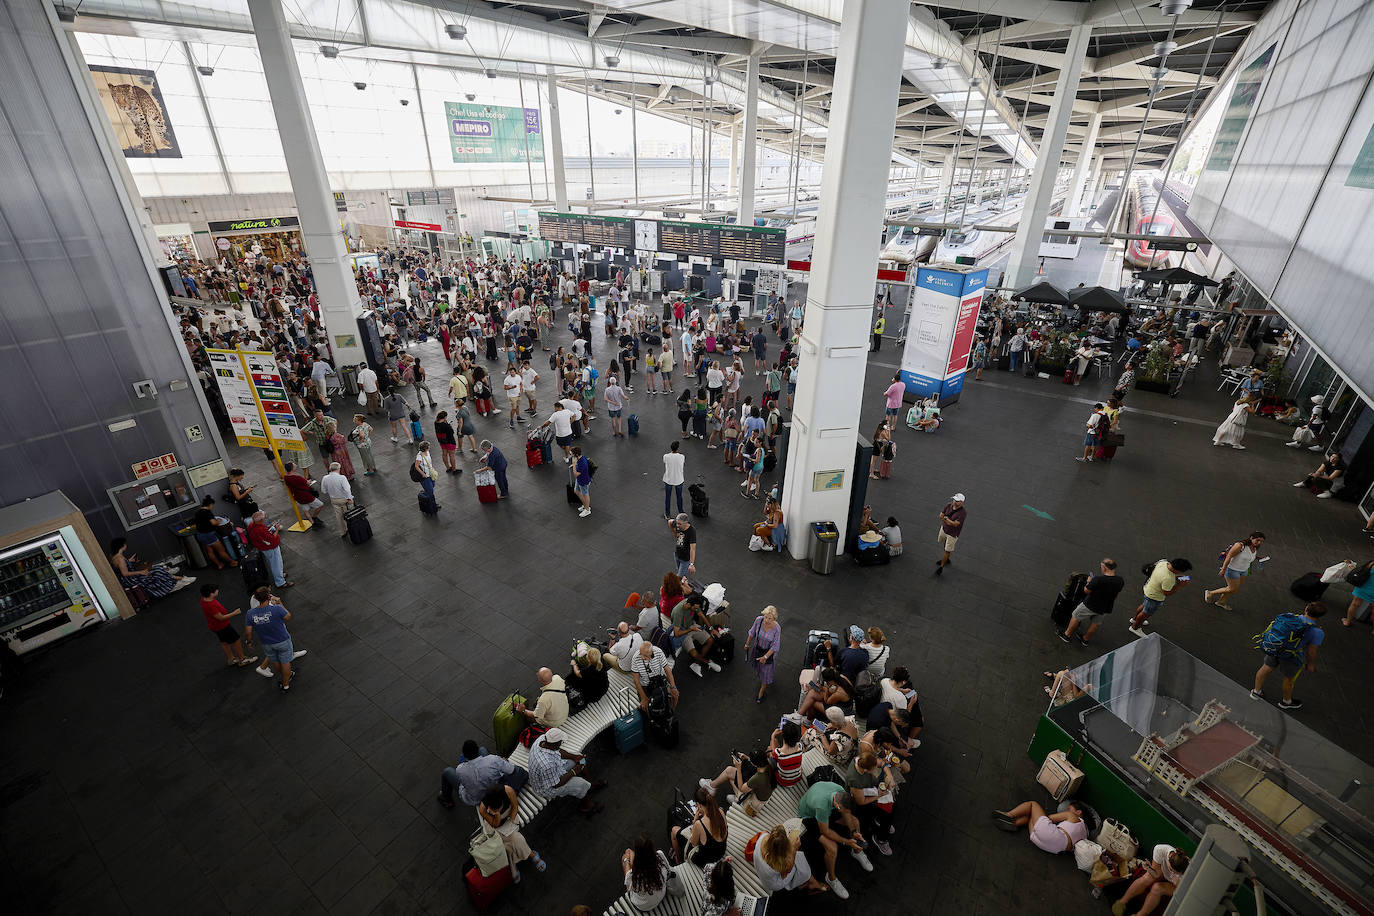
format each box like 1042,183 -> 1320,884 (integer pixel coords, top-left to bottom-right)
707,660 -> 722,673
1317,492 -> 1334,499
1292,480 -> 1307,487
726,793 -> 740,807
578,507 -> 592,518
873,839 -> 893,856
1128,624 -> 1146,637
237,656 -> 259,667
690,662 -> 704,678
1308,445 -> 1323,452
1057,630 -> 1072,643
1285,441 -> 1300,448
279,682 -> 291,693
1249,689 -> 1263,701
291,650 -> 308,660
1279,698 -> 1303,710
851,848 -> 874,872
255,665 -> 275,679
699,778 -> 714,791
827,876 -> 850,899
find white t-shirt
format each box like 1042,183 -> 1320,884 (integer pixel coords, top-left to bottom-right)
503,374 -> 522,398
558,398 -> 583,421
706,368 -> 724,389
1153,845 -> 1182,883
663,452 -> 686,486
636,605 -> 663,631
549,409 -> 574,438
520,367 -> 539,393
357,367 -> 379,393
609,632 -> 644,668
572,338 -> 588,358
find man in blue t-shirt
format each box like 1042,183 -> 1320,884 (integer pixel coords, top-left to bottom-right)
572,446 -> 592,518
245,596 -> 297,693
1251,602 -> 1325,710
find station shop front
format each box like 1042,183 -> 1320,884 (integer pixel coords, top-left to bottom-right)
207,215 -> 304,263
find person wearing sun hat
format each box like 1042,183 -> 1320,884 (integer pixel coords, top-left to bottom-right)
936,493 -> 966,576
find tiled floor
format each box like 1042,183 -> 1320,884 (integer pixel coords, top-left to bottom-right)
3,310 -> 1371,916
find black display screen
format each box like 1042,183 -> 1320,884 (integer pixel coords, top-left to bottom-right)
536,212 -> 633,248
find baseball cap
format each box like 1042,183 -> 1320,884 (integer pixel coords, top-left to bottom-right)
847,625 -> 864,642
952,492 -> 966,502
543,728 -> 566,745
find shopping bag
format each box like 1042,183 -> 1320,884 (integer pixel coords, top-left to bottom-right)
470,828 -> 510,877
1321,560 -> 1357,584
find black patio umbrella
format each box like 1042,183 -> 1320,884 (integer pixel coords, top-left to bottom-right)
1135,266 -> 1219,286
1012,280 -> 1071,305
1069,285 -> 1129,313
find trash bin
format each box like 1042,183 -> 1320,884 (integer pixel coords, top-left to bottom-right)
173,524 -> 208,570
339,365 -> 360,396
809,522 -> 839,575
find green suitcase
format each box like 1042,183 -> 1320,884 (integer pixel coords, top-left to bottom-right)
493,691 -> 527,757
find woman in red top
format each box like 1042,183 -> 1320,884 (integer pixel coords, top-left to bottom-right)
658,572 -> 688,623
767,720 -> 805,787
199,583 -> 255,668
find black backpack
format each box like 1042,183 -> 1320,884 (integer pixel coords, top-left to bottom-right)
853,682 -> 883,718
807,764 -> 841,788
409,463 -> 425,482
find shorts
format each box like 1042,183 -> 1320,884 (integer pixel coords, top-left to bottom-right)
937,531 -> 959,552
1030,816 -> 1069,853
608,409 -> 622,418
556,434 -> 573,447
1141,596 -> 1165,616
1083,434 -> 1100,447
1262,653 -> 1301,678
647,366 -> 657,374
661,371 -> 673,382
1070,603 -> 1100,625
682,628 -> 710,653
573,482 -> 589,496
441,443 -> 457,452
195,531 -> 221,546
263,638 -> 294,664
297,498 -> 325,511
214,625 -> 241,645
787,382 -> 797,394
885,406 -> 900,417
507,396 -> 521,408
1224,567 -> 1248,580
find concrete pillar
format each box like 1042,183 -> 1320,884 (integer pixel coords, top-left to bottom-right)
246,0 -> 364,367
1004,23 -> 1091,288
1086,154 -> 1103,214
1066,112 -> 1101,216
781,0 -> 909,558
738,51 -> 761,225
729,123 -> 740,196
939,154 -> 954,210
546,66 -> 569,210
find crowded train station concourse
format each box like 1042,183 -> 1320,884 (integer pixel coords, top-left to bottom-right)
3,0 -> 1374,914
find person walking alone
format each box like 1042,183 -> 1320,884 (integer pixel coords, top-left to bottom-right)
570,446 -> 593,518
1127,558 -> 1194,637
935,494 -> 966,576
1204,532 -> 1266,611
1251,602 -> 1325,710
663,441 -> 686,519
744,605 -> 781,703
1059,559 -> 1123,646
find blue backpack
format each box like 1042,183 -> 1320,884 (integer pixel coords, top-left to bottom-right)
627,414 -> 639,437
1253,613 -> 1311,660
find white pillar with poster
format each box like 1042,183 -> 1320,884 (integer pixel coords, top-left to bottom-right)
898,266 -> 989,407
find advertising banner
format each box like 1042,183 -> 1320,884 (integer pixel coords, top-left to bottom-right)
444,102 -> 544,163
89,65 -> 180,158
206,349 -> 270,448
1204,43 -> 1277,173
898,267 -> 988,404
242,351 -> 305,450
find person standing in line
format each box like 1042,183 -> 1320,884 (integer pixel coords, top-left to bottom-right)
1251,602 -> 1325,710
1077,403 -> 1107,463
603,376 -> 627,438
200,584 -> 256,669
324,419 -> 355,480
503,365 -> 525,430
349,414 -> 378,476
1059,559 -> 1123,646
357,362 -> 381,414
658,345 -> 675,395
663,441 -> 686,519
1008,328 -> 1026,373
882,374 -> 905,428
447,366 -> 469,404
1127,558 -> 1194,636
521,360 -> 540,416
571,446 -> 593,518
537,401 -> 577,464
282,461 -> 325,528
384,388 -> 412,443
935,494 -> 966,576
319,462 -> 354,538
245,511 -> 293,589
244,591 -> 298,693
452,397 -> 479,455
744,605 -> 781,703
1204,532 -> 1266,611
1212,394 -> 1257,449
478,440 -> 510,499
669,513 -> 698,577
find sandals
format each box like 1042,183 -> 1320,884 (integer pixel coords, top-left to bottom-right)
530,852 -> 546,872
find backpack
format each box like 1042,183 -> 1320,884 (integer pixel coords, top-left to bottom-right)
853,682 -> 883,718
627,414 -> 640,437
409,463 -> 425,482
1253,613 -> 1311,661
807,764 -> 841,788
1141,560 -> 1161,577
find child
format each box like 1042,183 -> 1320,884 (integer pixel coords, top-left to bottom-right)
200,584 -> 256,668
408,411 -> 423,444
881,517 -> 903,556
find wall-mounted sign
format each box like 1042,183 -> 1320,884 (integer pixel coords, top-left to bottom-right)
132,453 -> 178,479
206,216 -> 301,233
444,102 -> 543,164
405,188 -> 456,206
215,237 -> 231,250
187,459 -> 229,489
89,65 -> 181,159
333,191 -> 348,212
812,469 -> 845,492
183,424 -> 205,443
395,220 -> 442,232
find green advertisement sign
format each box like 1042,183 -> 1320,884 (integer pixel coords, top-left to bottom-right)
1204,43 -> 1276,173
444,102 -> 544,164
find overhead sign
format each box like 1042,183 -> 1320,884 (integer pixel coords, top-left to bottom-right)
536,212 -> 635,248
207,216 -> 300,233
205,348 -> 270,448
444,102 -> 543,164
658,220 -> 786,264
333,191 -> 348,213
900,266 -> 989,404
132,453 -> 178,479
395,220 -> 442,232
405,188 -> 455,206
242,351 -> 305,449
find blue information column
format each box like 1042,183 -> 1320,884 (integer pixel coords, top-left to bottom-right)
897,266 -> 988,407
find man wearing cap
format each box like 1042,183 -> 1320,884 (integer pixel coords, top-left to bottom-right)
834,626 -> 872,684
936,494 -> 966,576
527,728 -> 605,817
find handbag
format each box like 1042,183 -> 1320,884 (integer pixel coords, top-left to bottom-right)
1348,565 -> 1372,588
1321,560 -> 1356,583
469,826 -> 509,877
749,618 -> 768,661
1097,818 -> 1138,860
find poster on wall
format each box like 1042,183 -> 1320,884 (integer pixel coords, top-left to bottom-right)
88,65 -> 181,158
1203,43 -> 1277,173
444,102 -> 544,163
899,267 -> 988,405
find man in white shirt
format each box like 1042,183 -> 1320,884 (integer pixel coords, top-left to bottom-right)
310,359 -> 333,404
356,363 -> 380,414
606,622 -> 643,673
558,395 -> 588,435
539,404 -> 576,463
662,440 -> 686,519
502,366 -> 525,430
681,329 -> 696,377
520,362 -> 540,415
318,462 -> 354,536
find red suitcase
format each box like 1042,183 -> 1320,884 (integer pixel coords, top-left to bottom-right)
525,440 -> 543,468
464,858 -> 513,911
477,485 -> 499,503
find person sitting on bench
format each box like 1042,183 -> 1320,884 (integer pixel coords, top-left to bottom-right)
669,593 -> 721,679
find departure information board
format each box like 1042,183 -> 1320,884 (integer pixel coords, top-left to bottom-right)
718,224 -> 786,263
658,221 -> 718,258
536,212 -> 633,248
538,213 -> 785,263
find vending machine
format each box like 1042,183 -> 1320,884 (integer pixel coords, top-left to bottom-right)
0,534 -> 108,655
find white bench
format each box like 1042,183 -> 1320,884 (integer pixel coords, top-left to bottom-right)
507,670 -> 639,826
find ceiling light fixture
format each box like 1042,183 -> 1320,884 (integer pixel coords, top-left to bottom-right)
485,69 -> 497,79
605,55 -> 620,68
320,45 -> 340,58
196,65 -> 215,77
1154,39 -> 1178,57
1159,0 -> 1193,15
465,92 -> 476,101
445,23 -> 467,40
931,57 -> 946,70
400,99 -> 409,106
1149,66 -> 1169,80
353,81 -> 367,90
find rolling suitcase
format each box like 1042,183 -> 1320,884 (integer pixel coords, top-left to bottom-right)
1289,572 -> 1328,601
539,439 -> 554,464
627,414 -> 640,437
1052,573 -> 1089,631
418,491 -> 440,516
240,550 -> 271,592
614,706 -> 645,754
493,692 -> 527,757
803,630 -> 840,668
646,679 -> 680,749
344,506 -> 372,544
1037,749 -> 1084,801
463,857 -> 514,912
688,482 -> 709,518
525,439 -> 544,468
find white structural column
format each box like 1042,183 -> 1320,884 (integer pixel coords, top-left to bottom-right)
939,154 -> 954,208
781,0 -> 908,558
1086,154 -> 1104,215
1066,112 -> 1101,216
546,66 -> 569,211
1004,23 -> 1092,288
729,123 -> 740,196
737,50 -> 761,224
246,0 -> 364,367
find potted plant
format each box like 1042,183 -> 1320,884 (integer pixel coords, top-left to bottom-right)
1134,343 -> 1173,393
1036,334 -> 1072,376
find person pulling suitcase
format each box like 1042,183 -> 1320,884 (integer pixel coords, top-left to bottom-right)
1057,559 -> 1124,647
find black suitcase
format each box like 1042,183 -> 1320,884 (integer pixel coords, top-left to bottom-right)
344,506 -> 372,544
1289,572 -> 1328,602
418,491 -> 440,516
854,544 -> 890,567
647,680 -> 680,749
710,631 -> 734,665
240,550 -> 271,593
803,630 -> 840,669
689,483 -> 709,518
1052,573 -> 1090,630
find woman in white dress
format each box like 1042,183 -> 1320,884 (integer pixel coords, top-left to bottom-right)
1213,394 -> 1258,449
